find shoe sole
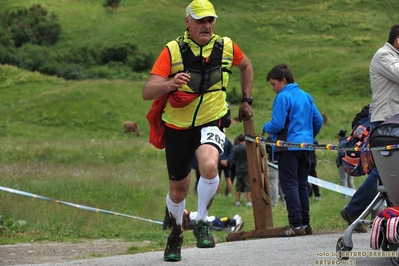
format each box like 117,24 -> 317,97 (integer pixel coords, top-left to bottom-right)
164,255 -> 181,262
234,221 -> 244,232
276,226 -> 305,237
196,240 -> 215,248
194,222 -> 215,248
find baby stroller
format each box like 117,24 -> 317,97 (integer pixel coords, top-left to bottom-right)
336,114 -> 399,265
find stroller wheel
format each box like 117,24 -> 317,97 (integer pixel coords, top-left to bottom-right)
389,242 -> 399,266
336,237 -> 352,260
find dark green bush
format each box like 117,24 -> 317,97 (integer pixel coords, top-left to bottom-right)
0,5 -> 153,80
0,26 -> 15,47
128,52 -> 153,72
103,0 -> 121,10
57,63 -> 85,80
1,4 -> 61,47
38,59 -> 63,76
12,44 -> 50,71
61,45 -> 100,67
99,43 -> 137,64
0,45 -> 15,64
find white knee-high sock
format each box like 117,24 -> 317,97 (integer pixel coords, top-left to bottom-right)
196,175 -> 219,222
166,193 -> 185,229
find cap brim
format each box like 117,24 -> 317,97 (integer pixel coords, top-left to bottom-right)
190,13 -> 218,19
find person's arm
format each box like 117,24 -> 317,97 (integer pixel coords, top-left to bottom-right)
338,139 -> 345,158
142,74 -> 175,100
237,54 -> 253,100
236,53 -> 254,122
262,95 -> 288,135
142,47 -> 190,101
378,50 -> 399,84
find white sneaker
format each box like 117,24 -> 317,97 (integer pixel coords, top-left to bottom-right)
234,215 -> 242,226
235,202 -> 241,207
246,202 -> 253,207
233,215 -> 244,232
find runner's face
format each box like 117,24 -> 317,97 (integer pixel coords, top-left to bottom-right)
185,16 -> 216,46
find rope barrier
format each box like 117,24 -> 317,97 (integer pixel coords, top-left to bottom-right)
259,137 -> 360,197
0,185 -> 164,225
268,162 -> 356,197
245,134 -> 399,151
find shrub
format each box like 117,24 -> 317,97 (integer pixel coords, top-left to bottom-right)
0,5 -> 153,80
38,59 -> 63,76
12,44 -> 51,71
103,0 -> 121,11
99,43 -> 137,64
0,45 -> 15,64
0,26 -> 15,47
127,52 -> 154,72
61,45 -> 100,67
56,63 -> 85,80
1,4 -> 61,47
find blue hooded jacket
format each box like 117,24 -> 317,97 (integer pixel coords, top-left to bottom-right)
262,83 -> 323,151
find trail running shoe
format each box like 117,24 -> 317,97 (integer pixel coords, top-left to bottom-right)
164,233 -> 183,262
193,220 -> 215,248
276,224 -> 306,237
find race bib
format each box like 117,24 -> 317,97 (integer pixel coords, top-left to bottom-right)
200,126 -> 226,154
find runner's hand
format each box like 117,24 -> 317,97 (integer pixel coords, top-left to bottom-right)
238,102 -> 253,122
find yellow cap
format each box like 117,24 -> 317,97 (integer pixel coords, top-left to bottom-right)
186,0 -> 218,19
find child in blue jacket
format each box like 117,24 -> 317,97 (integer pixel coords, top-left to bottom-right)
262,64 -> 323,237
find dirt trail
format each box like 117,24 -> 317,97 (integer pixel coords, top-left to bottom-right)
0,239 -> 134,265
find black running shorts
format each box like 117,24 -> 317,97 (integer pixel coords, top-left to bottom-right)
164,124 -> 224,181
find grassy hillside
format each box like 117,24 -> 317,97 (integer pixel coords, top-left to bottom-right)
0,0 -> 397,252
2,0 -> 398,139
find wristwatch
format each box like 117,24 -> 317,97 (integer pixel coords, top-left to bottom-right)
241,96 -> 253,105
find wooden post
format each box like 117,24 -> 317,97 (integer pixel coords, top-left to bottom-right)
244,119 -> 272,229
226,119 -> 285,241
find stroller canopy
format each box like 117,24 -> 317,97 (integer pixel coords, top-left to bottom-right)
370,114 -> 399,147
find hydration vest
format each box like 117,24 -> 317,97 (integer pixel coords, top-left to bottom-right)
162,34 -> 234,128
171,36 -> 232,93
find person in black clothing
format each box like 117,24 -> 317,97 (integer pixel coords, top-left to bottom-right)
352,104 -> 370,128
308,139 -> 321,200
233,134 -> 252,207
217,137 -> 234,196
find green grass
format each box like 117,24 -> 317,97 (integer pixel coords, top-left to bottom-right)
1,0 -> 397,255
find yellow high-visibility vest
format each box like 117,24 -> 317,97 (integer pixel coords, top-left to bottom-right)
162,32 -> 233,128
